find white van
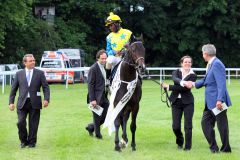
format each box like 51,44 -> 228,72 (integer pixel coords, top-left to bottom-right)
39,51 -> 74,83
58,48 -> 86,82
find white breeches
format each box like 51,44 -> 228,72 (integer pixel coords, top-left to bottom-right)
106,55 -> 121,70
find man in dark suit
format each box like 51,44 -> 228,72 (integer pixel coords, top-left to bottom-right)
85,49 -> 109,139
162,56 -> 197,151
9,54 -> 50,148
187,44 -> 232,153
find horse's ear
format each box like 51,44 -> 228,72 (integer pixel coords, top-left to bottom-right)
130,34 -> 137,43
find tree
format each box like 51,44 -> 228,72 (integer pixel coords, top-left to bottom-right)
0,0 -> 32,50
1,0 -> 240,67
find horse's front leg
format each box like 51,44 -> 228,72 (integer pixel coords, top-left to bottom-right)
114,117 -> 121,152
130,105 -> 139,151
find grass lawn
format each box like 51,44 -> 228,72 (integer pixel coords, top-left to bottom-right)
0,79 -> 239,160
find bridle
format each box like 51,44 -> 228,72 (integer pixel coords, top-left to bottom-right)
123,41 -> 145,71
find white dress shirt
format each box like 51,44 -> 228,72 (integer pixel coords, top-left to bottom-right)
97,62 -> 106,85
178,68 -> 195,98
25,68 -> 33,97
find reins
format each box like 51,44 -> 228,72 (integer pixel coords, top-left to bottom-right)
151,79 -> 171,108
123,41 -> 145,70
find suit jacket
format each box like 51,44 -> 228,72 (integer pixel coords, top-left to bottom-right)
9,68 -> 50,109
195,58 -> 232,109
87,62 -> 106,104
169,69 -> 197,105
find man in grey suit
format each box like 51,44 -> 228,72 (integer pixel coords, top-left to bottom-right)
9,54 -> 50,148
186,44 -> 232,153
85,49 -> 109,139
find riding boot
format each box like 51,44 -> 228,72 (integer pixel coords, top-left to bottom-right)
106,69 -> 111,79
106,69 -> 111,86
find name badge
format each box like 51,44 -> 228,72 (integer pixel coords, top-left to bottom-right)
37,92 -> 41,96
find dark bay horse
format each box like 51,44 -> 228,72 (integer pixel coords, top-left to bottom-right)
113,37 -> 145,152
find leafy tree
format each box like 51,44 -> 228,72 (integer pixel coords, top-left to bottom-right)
1,0 -> 240,68
0,0 -> 32,50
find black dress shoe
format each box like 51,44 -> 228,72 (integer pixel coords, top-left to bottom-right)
85,126 -> 93,136
20,143 -> 28,148
220,148 -> 231,153
184,148 -> 191,151
211,149 -> 219,153
28,144 -> 36,148
177,145 -> 183,149
96,134 -> 103,139
220,150 -> 231,153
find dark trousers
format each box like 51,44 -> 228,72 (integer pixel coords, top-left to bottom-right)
172,98 -> 194,149
201,105 -> 231,152
17,98 -> 40,145
87,96 -> 109,136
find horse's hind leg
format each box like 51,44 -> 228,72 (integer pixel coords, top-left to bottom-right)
114,117 -> 121,152
130,105 -> 139,151
120,111 -> 130,149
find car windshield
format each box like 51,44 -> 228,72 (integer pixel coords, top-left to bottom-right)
7,65 -> 18,70
41,60 -> 62,68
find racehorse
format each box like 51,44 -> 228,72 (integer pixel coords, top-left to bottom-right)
112,36 -> 145,152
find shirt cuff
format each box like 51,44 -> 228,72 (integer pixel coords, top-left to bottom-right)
192,82 -> 195,87
180,80 -> 185,87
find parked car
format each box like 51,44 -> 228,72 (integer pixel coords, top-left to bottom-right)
0,64 -> 21,84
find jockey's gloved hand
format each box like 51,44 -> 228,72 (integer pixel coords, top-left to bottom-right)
116,50 -> 123,57
120,49 -> 127,57
124,42 -> 130,49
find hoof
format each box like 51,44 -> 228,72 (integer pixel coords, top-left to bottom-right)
119,139 -> 128,149
132,147 -> 136,151
115,146 -> 121,152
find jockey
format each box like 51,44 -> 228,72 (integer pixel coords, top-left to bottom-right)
105,12 -> 132,81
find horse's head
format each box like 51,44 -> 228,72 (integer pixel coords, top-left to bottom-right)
126,35 -> 146,75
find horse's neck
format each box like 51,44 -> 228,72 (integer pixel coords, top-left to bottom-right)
124,53 -> 134,65
120,62 -> 137,82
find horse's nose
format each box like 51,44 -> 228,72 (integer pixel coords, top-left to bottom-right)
138,64 -> 146,74
142,63 -> 146,70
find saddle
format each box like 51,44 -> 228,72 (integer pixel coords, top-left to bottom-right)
109,61 -> 121,85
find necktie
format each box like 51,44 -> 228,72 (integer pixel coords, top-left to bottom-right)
26,70 -> 31,84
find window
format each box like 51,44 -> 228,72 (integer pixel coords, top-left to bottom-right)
41,60 -> 62,68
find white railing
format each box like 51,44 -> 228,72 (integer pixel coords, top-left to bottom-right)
1,67 -> 239,94
0,67 -> 90,94
145,67 -> 240,84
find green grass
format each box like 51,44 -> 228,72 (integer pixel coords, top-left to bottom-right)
0,80 -> 239,160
